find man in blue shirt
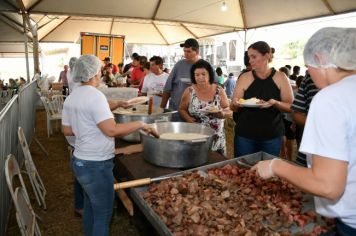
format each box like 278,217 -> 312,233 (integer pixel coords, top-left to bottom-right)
160,38 -> 200,121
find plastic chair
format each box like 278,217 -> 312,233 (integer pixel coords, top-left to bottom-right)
5,154 -> 41,236
40,96 -> 62,137
51,94 -> 66,114
18,127 -> 47,209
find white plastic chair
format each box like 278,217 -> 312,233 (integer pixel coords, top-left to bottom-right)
5,154 -> 41,236
51,94 -> 66,114
40,96 -> 62,137
18,127 -> 47,209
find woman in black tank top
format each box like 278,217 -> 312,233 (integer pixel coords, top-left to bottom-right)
230,41 -> 293,157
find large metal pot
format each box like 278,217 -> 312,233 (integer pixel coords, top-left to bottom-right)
139,122 -> 215,168
114,107 -> 176,142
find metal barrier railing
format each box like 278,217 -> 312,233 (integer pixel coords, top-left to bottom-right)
18,81 -> 38,144
0,79 -> 38,236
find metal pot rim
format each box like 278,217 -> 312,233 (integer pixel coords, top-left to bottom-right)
114,110 -> 177,117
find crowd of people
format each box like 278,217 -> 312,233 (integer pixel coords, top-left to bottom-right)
61,27 -> 356,236
0,77 -> 27,91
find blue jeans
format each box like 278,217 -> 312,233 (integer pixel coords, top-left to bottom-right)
234,135 -> 282,157
320,219 -> 356,236
74,178 -> 83,210
71,156 -> 114,236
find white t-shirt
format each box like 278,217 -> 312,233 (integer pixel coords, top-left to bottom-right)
65,70 -> 80,147
300,75 -> 356,228
62,85 -> 115,161
141,72 -> 168,107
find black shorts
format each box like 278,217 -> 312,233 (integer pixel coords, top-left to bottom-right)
283,118 -> 295,140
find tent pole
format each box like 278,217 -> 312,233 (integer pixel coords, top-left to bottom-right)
18,0 -> 40,74
244,29 -> 247,52
28,23 -> 40,74
22,15 -> 30,82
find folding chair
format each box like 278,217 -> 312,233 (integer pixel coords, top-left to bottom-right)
40,96 -> 62,137
18,127 -> 47,209
5,154 -> 41,236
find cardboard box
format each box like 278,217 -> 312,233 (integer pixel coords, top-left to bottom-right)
51,82 -> 63,90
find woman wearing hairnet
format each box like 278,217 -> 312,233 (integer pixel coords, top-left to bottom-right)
252,27 -> 356,235
62,55 -> 154,236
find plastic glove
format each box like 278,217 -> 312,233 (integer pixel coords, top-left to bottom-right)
251,159 -> 278,179
119,100 -> 131,109
141,124 -> 159,138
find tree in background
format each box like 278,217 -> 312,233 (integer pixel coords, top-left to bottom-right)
282,40 -> 306,59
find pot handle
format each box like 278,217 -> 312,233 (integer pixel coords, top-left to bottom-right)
184,138 -> 207,143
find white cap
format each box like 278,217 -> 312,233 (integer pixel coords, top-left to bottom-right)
303,27 -> 356,70
72,55 -> 102,83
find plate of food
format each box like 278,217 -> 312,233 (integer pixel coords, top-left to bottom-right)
237,97 -> 266,108
199,105 -> 221,113
127,96 -> 150,106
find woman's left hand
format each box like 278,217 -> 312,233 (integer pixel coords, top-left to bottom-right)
260,99 -> 278,109
209,110 -> 225,119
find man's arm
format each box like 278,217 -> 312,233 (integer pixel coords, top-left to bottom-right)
160,92 -> 170,109
160,63 -> 177,109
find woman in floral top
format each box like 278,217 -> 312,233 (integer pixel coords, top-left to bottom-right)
179,59 -> 232,156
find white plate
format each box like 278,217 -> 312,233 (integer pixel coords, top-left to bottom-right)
238,102 -> 265,108
199,108 -> 221,113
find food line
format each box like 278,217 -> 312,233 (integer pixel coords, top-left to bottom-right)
111,93 -> 326,235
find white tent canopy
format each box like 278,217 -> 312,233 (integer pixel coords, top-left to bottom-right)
1,0 -> 356,46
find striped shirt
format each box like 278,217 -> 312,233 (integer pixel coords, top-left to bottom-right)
291,73 -> 319,166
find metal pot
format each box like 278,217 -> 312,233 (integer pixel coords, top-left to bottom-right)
139,122 -> 215,168
114,107 -> 176,142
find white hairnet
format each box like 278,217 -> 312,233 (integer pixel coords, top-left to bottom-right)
68,57 -> 77,70
72,55 -> 102,83
303,27 -> 356,70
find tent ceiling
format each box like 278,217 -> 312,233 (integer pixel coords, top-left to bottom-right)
0,42 -> 33,53
0,0 -> 355,49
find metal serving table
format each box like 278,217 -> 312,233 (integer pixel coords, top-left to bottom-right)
130,152 -> 324,236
